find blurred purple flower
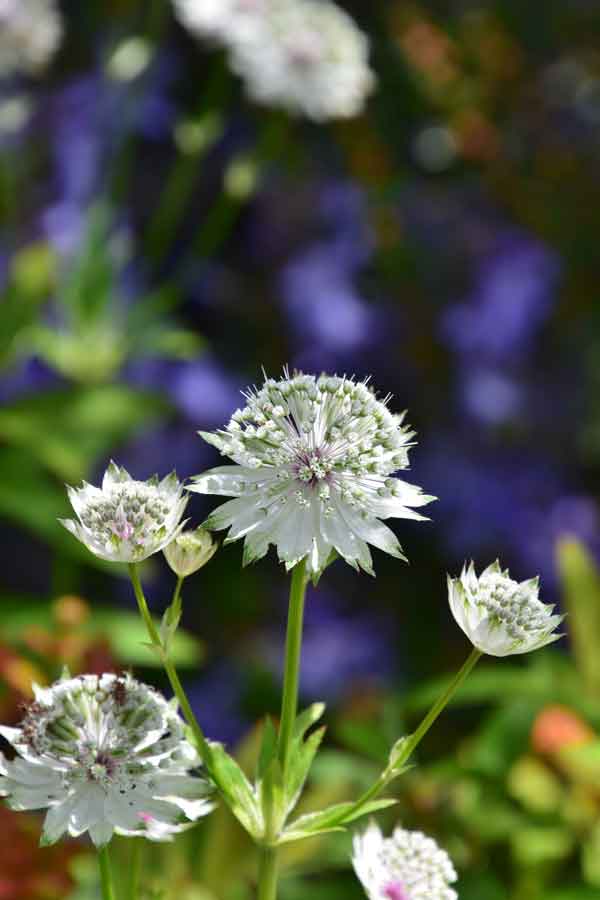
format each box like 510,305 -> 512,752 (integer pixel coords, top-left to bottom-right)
442,232 -> 561,364
186,662 -> 250,745
263,588 -> 394,703
459,367 -> 523,425
0,358 -> 59,403
170,355 -> 241,426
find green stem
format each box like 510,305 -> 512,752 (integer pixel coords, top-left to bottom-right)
127,838 -> 142,900
127,564 -> 211,765
342,647 -> 483,821
277,559 -> 308,774
98,845 -> 116,900
257,847 -> 279,900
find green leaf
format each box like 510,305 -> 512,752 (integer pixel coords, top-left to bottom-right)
283,703 -> 327,818
0,385 -> 166,482
280,798 -> 397,843
206,741 -> 263,839
257,717 -> 278,782
557,537 -> 600,693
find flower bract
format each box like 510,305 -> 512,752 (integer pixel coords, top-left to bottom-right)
352,820 -> 458,900
60,462 -> 188,563
0,673 -> 214,847
448,560 -> 564,657
189,370 -> 435,574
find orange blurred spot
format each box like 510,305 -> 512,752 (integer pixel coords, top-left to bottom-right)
53,595 -> 90,628
531,704 -> 595,755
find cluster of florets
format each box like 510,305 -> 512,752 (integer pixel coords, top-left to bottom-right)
0,674 -> 213,847
172,0 -> 375,121
60,463 -> 187,563
190,371 -> 434,574
352,821 -> 458,900
207,373 -> 413,483
0,0 -> 62,76
448,560 -> 564,657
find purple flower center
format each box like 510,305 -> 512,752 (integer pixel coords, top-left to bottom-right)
383,882 -> 410,900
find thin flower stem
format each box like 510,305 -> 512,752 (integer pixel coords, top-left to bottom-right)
257,847 -> 279,900
338,646 -> 483,823
127,564 -> 212,767
277,559 -> 308,773
98,845 -> 116,900
127,838 -> 142,900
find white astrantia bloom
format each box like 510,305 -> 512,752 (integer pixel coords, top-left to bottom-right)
60,462 -> 188,563
172,0 -> 266,44
188,370 -> 435,575
448,560 -> 564,657
352,820 -> 458,900
227,0 -> 376,121
0,673 -> 214,847
0,0 -> 62,76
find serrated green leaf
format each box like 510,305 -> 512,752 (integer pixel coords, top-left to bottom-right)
281,797 -> 397,842
206,741 -> 263,838
257,717 -> 278,781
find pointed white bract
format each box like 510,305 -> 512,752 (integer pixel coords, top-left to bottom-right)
0,673 -> 214,847
352,821 -> 458,900
173,0 -> 375,121
448,560 -> 564,657
0,0 -> 62,75
60,463 -> 188,563
189,371 -> 435,575
228,0 -> 376,121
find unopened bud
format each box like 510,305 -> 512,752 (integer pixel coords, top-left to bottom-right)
163,527 -> 217,578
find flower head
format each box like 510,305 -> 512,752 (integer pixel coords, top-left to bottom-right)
189,370 -> 435,574
0,0 -> 62,76
163,527 -> 218,578
352,821 -> 458,900
172,0 -> 266,43
60,462 -> 188,563
228,0 -> 375,121
0,673 -> 214,847
448,560 -> 564,657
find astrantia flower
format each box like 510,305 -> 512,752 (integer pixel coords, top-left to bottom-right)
0,673 -> 214,847
60,462 -> 188,563
172,0 -> 266,43
228,0 -> 376,121
352,821 -> 458,900
0,0 -> 62,76
189,371 -> 435,574
448,560 -> 564,657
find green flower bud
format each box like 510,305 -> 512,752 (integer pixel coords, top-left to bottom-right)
163,527 -> 217,578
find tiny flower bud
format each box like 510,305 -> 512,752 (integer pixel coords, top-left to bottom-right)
163,527 -> 217,577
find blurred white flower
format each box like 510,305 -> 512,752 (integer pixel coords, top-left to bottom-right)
163,527 -> 218,577
0,673 -> 214,847
189,370 -> 434,574
352,820 -> 458,900
60,462 -> 188,563
172,0 -> 266,43
228,0 -> 376,120
448,560 -> 564,657
0,0 -> 62,76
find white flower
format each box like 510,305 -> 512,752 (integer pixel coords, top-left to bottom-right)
0,673 -> 214,847
172,0 -> 266,43
188,371 -> 435,574
60,462 -> 188,563
0,0 -> 62,76
227,0 -> 376,121
163,527 -> 218,578
448,560 -> 564,657
352,821 -> 458,900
